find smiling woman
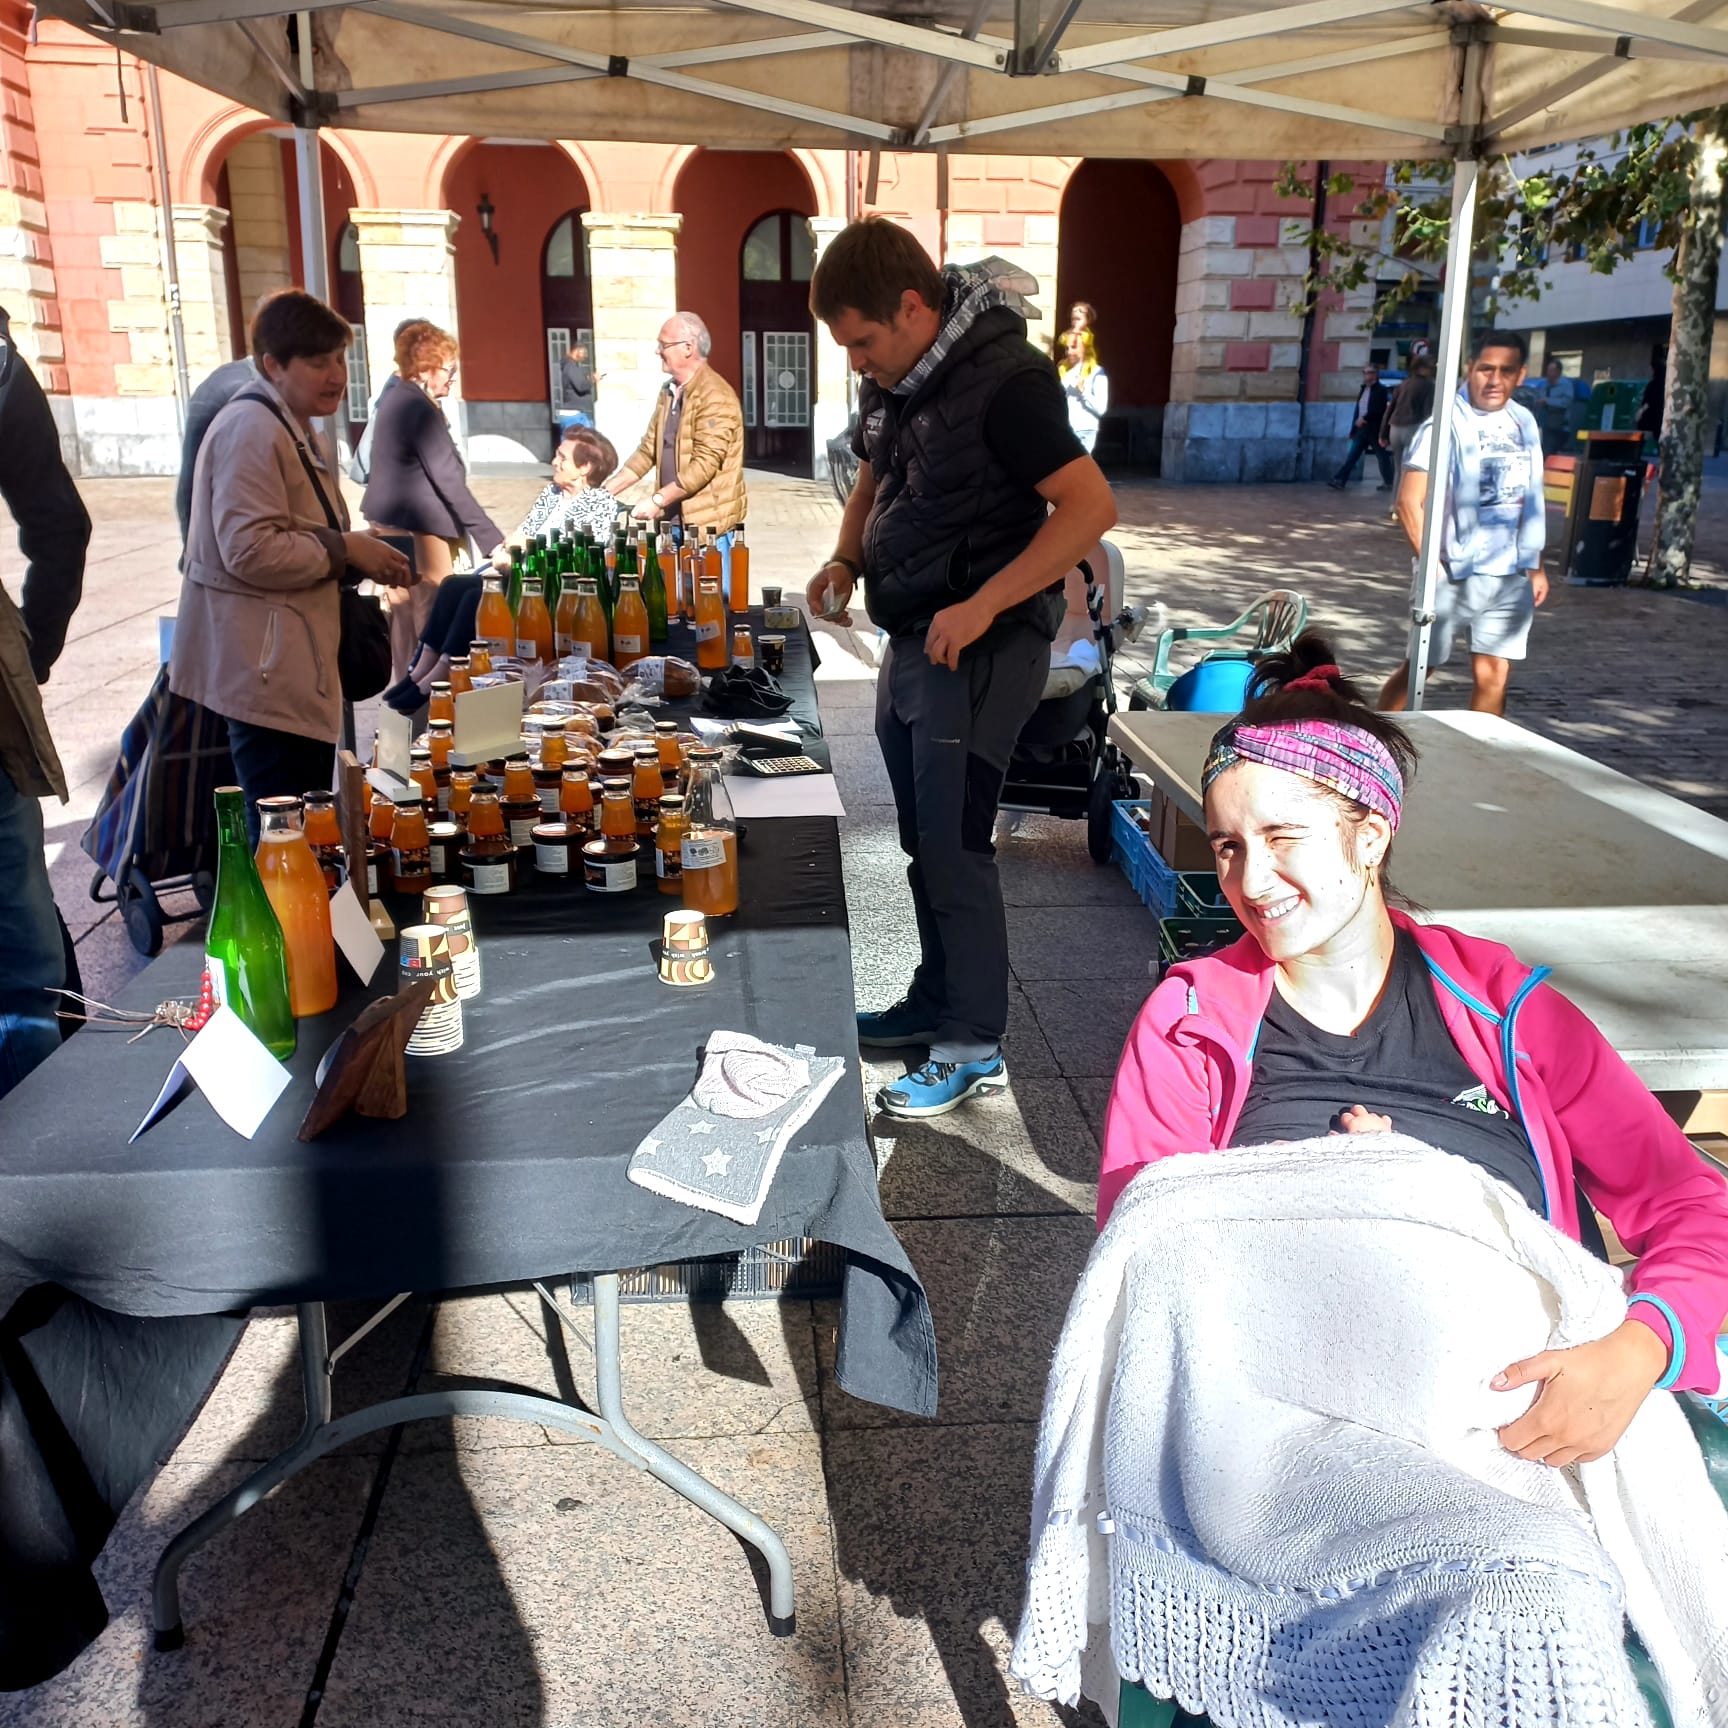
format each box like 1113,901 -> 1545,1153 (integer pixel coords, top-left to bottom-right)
1098,628 -> 1728,1462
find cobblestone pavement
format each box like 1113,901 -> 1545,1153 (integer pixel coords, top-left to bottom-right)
0,465 -> 1722,1728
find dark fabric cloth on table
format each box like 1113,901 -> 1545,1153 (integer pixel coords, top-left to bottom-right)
0,615 -> 925,1684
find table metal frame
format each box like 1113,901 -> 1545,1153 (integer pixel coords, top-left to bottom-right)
151,1272 -> 796,1649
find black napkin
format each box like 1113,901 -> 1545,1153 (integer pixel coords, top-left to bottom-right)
702,665 -> 795,718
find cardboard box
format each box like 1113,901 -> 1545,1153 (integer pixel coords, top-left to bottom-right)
1151,789 -> 1216,872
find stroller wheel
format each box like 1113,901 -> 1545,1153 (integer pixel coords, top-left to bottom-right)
1088,767 -> 1134,865
120,868 -> 165,958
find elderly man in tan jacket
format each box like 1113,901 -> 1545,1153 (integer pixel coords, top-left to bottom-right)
0,308 -> 91,1100
605,313 -> 747,569
170,292 -> 408,840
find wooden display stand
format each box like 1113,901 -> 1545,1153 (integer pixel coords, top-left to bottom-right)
297,979 -> 437,1141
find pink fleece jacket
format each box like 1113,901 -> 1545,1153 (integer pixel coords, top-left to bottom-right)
1099,911 -> 1728,1396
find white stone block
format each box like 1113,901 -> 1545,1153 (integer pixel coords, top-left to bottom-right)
1178,216 -> 1236,254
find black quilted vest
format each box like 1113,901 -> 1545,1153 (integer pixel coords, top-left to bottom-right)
859,304 -> 1062,644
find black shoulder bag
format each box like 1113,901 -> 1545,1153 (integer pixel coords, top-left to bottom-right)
237,390 -> 392,702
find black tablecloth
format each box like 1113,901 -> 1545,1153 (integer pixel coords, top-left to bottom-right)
0,615 -> 931,1687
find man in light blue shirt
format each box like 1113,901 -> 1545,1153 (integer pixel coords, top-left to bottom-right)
1380,329 -> 1548,717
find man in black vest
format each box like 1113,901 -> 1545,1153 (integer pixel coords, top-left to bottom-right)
807,219 -> 1116,1118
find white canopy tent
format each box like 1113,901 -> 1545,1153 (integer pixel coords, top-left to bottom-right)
42,0 -> 1728,702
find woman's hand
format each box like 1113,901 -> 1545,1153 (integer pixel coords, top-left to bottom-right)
1493,1319 -> 1670,1466
345,532 -> 412,586
1335,1105 -> 1393,1135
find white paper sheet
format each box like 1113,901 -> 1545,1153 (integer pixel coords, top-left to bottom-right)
328,879 -> 385,983
722,772 -> 846,819
130,1004 -> 292,1142
374,708 -> 413,781
452,678 -> 525,764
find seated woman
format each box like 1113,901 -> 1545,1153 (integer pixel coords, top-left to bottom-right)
384,426 -> 618,713
1100,632 -> 1728,1465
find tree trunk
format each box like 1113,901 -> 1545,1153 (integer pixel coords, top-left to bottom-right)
1653,121 -> 1728,587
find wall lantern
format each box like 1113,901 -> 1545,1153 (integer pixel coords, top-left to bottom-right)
477,192 -> 498,264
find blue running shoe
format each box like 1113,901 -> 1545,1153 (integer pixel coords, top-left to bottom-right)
856,999 -> 940,1048
875,1055 -> 1007,1118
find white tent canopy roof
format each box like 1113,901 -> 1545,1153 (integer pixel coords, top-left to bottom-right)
42,0 -> 1728,161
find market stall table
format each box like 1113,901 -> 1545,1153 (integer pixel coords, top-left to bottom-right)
0,617 -> 933,1685
1107,708 -> 1728,1098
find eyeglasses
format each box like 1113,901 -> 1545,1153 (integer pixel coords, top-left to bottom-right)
655,338 -> 693,353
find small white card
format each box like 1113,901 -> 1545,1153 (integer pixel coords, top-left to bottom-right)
328,879 -> 385,983
130,1004 -> 292,1143
452,678 -> 525,765
374,708 -> 413,781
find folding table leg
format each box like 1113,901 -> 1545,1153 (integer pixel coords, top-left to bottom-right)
587,1273 -> 797,1636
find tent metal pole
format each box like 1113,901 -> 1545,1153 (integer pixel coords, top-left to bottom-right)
144,62 -> 191,431
1407,38 -> 1484,712
294,15 -> 329,303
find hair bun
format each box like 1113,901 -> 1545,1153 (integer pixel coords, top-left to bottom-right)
1283,663 -> 1342,694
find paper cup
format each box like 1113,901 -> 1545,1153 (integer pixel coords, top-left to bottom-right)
399,923 -> 464,1054
659,908 -> 714,986
422,884 -> 481,1000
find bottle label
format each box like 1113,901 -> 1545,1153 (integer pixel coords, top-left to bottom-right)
535,840 -> 571,874
694,620 -> 721,643
589,857 -> 636,892
436,786 -> 451,813
484,635 -> 512,661
682,835 -> 726,870
469,860 -> 512,895
574,639 -> 601,661
394,846 -> 430,881
429,839 -> 447,874
614,633 -> 643,656
366,860 -> 379,895
205,954 -> 229,1007
555,632 -> 574,658
657,846 -> 681,882
515,638 -> 539,661
508,815 -> 539,847
539,787 -> 560,814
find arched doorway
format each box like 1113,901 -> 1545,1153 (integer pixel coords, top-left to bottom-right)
333,222 -> 370,427
541,208 -> 594,425
1057,160 -> 1181,466
740,210 -> 815,472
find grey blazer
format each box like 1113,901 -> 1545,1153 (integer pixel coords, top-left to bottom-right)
359,375 -> 503,554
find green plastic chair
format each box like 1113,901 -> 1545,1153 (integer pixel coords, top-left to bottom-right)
1119,1392 -> 1728,1727
1127,589 -> 1308,712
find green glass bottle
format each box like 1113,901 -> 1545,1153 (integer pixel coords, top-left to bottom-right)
587,536 -> 614,634
641,529 -> 668,644
543,533 -> 562,618
206,787 -> 296,1059
508,544 -> 526,617
613,531 -> 636,612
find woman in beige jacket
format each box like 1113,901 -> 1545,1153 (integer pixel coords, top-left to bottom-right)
169,291 -> 409,837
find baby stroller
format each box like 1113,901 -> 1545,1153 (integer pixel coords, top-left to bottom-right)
997,541 -> 1157,865
81,665 -> 233,957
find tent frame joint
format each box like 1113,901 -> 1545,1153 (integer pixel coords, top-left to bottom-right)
102,2 -> 159,32
607,53 -> 629,76
289,88 -> 334,125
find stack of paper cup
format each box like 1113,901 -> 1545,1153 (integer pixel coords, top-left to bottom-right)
422,884 -> 481,1001
399,925 -> 464,1054
659,909 -> 713,987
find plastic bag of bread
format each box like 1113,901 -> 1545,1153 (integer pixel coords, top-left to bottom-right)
622,656 -> 701,700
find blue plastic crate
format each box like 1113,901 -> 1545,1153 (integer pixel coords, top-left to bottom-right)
1110,800 -> 1178,919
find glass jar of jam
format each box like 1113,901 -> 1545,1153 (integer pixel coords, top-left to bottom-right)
391,796 -> 433,894
631,744 -> 665,838
732,625 -> 754,667
500,753 -> 541,848
302,788 -> 347,891
447,656 -> 473,697
596,746 -> 636,784
540,730 -> 568,772
532,756 -> 563,816
559,768 -> 596,836
459,789 -> 517,896
654,720 -> 682,773
448,768 -> 476,832
467,641 -> 494,676
531,820 -> 579,878
427,821 -> 460,878
410,747 -> 437,810
655,793 -> 686,895
582,838 -> 638,894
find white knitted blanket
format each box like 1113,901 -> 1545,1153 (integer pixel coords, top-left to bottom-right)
1011,1136 -> 1728,1728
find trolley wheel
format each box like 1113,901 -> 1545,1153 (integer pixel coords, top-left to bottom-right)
192,869 -> 217,913
120,868 -> 165,958
1087,765 -> 1134,865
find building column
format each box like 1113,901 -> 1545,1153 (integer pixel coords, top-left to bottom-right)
172,205 -> 236,377
582,211 -> 680,469
0,189 -> 64,386
807,215 -> 851,483
350,207 -> 463,443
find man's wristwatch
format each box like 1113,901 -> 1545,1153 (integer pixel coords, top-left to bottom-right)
651,492 -> 665,510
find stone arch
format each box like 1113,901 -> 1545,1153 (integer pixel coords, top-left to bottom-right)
651,144 -> 699,214
788,149 -> 845,219
552,140 -> 609,209
183,106 -> 273,205
424,133 -> 478,209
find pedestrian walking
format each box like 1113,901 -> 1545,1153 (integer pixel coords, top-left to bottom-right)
361,320 -> 504,684
558,339 -> 600,432
1059,330 -> 1109,454
1380,355 -> 1436,521
1327,363 -> 1394,491
1380,329 -> 1547,717
806,220 -> 1115,1117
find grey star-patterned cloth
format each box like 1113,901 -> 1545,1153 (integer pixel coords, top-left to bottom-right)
627,1031 -> 845,1226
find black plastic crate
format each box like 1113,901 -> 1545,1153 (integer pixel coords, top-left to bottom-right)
1157,911 -> 1244,976
571,1236 -> 846,1303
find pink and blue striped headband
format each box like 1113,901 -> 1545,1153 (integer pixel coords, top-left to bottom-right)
1203,716 -> 1404,832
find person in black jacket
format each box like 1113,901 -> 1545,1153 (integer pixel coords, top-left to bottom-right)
360,320 -> 504,683
1327,364 -> 1394,490
175,356 -> 256,550
0,306 -> 90,1100
806,220 -> 1116,1119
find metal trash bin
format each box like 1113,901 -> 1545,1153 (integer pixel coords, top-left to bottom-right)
1561,429 -> 1646,586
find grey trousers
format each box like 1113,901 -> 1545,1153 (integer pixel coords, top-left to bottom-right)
875,626 -> 1051,1057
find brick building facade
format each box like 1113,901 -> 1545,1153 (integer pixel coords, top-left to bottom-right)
1,8 -> 1382,484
